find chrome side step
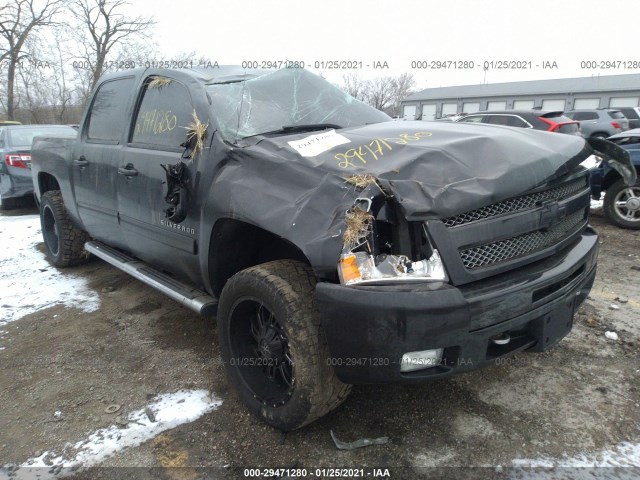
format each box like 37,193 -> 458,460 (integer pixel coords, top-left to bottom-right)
85,241 -> 217,316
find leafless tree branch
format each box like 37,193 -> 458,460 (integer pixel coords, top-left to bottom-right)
0,0 -> 65,119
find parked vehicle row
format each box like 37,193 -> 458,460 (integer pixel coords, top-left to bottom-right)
453,108 -> 634,139
455,110 -> 581,135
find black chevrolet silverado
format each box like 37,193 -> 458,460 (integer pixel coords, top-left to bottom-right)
30,67 -> 636,430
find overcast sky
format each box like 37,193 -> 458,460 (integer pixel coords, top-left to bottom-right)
70,0 -> 640,90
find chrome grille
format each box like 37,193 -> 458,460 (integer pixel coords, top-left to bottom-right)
459,209 -> 586,270
443,177 -> 587,228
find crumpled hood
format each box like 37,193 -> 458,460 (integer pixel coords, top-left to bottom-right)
246,120 -> 592,219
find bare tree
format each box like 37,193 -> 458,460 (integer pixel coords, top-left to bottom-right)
390,73 -> 415,117
363,76 -> 396,112
0,0 -> 64,119
16,34 -> 80,123
72,0 -> 154,95
342,73 -> 366,101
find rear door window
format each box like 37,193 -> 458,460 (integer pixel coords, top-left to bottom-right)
569,112 -> 598,121
486,115 -> 528,127
130,77 -> 195,150
86,77 -> 135,142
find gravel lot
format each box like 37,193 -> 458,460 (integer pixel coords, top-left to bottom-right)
1,202 -> 639,480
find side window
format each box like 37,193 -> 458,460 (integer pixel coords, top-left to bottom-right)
131,77 -> 194,149
573,112 -> 598,121
458,115 -> 484,123
486,115 -> 511,126
506,116 -> 529,127
87,77 -> 135,142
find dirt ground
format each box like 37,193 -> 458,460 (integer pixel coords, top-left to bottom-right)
0,203 -> 639,480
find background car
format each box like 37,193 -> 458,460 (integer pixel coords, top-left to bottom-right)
590,128 -> 640,229
0,124 -> 77,209
616,107 -> 640,129
455,110 -> 581,135
564,108 -> 629,138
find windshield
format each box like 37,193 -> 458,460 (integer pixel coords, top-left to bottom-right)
7,126 -> 76,147
206,68 -> 390,142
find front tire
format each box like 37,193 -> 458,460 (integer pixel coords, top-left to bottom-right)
217,260 -> 351,430
603,178 -> 640,229
40,190 -> 90,266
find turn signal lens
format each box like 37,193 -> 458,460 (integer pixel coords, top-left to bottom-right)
338,254 -> 361,284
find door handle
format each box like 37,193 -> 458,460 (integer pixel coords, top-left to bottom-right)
74,156 -> 89,167
118,163 -> 138,177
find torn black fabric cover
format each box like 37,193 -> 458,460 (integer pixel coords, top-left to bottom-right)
237,121 -> 595,220
205,119 -> 613,279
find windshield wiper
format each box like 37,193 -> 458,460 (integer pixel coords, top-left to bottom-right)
278,123 -> 342,132
241,123 -> 343,140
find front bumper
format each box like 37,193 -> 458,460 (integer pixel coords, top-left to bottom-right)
316,227 -> 598,384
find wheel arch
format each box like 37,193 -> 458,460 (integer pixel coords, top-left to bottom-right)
207,218 -> 311,298
37,172 -> 61,196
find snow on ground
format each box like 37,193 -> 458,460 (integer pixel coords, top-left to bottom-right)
512,439 -> 640,467
0,215 -> 100,330
1,390 -> 222,479
510,438 -> 640,479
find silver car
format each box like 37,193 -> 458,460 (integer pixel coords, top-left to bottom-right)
0,124 -> 77,209
564,109 -> 629,138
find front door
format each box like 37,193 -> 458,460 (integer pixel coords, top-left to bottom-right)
116,75 -> 202,275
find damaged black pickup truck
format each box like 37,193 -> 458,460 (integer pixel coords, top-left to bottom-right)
31,67 -> 636,430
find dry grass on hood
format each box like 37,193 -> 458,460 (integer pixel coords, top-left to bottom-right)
344,207 -> 373,248
344,174 -> 379,189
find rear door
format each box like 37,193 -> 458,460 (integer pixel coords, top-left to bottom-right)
566,111 -> 598,136
72,76 -> 135,245
117,75 -> 201,271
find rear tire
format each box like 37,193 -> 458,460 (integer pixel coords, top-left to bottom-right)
603,178 -> 640,229
217,260 -> 351,430
591,132 -> 609,139
40,190 -> 91,266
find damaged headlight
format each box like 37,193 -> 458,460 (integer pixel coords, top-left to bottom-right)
338,193 -> 448,285
338,250 -> 447,285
